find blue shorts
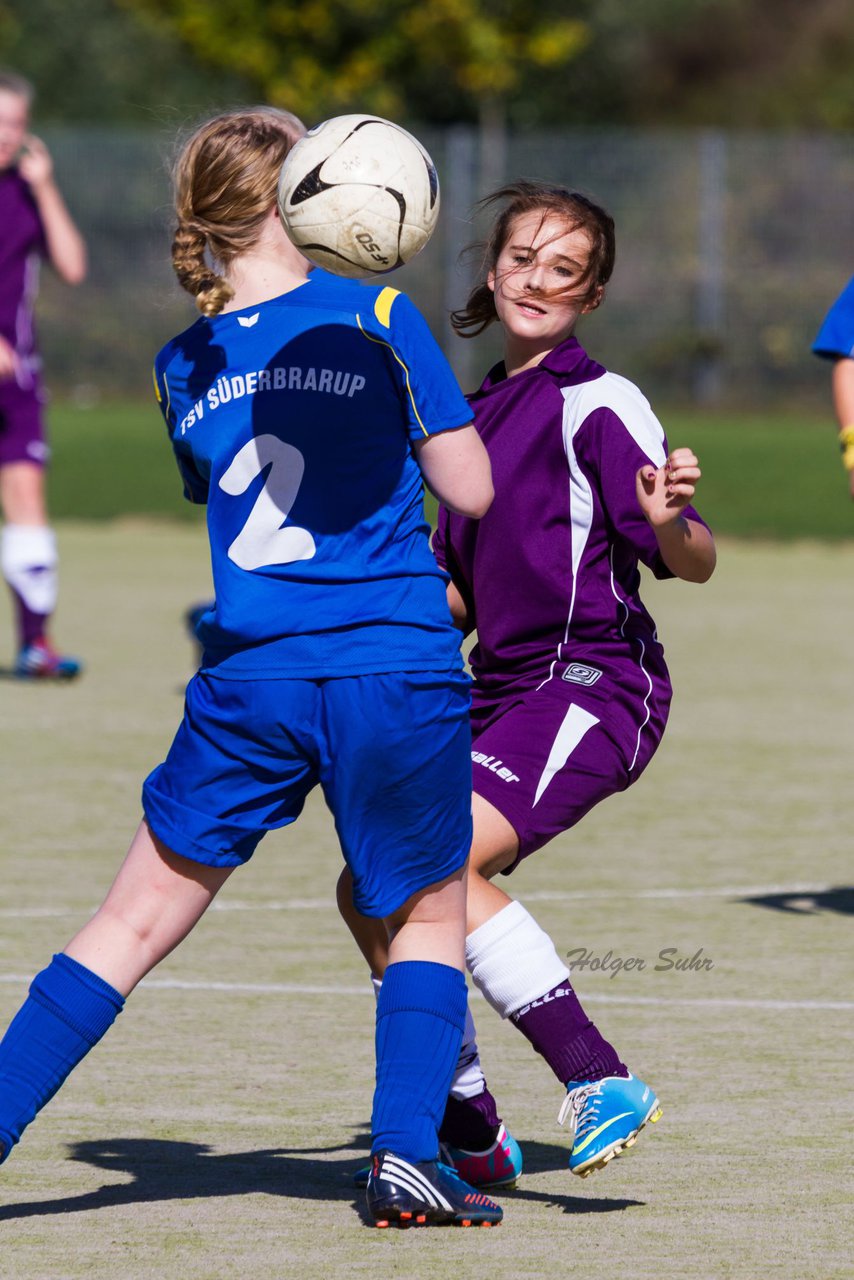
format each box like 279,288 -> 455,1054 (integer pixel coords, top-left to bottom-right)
142,669 -> 473,918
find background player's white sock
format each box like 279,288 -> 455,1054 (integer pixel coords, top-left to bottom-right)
371,974 -> 486,1098
1,524 -> 58,640
465,900 -> 570,1019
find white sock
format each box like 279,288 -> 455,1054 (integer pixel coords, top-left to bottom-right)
449,1004 -> 486,1099
1,524 -> 58,615
465,900 -> 570,1019
370,974 -> 486,1099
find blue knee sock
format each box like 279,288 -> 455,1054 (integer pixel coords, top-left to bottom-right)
371,960 -> 467,1163
0,953 -> 124,1161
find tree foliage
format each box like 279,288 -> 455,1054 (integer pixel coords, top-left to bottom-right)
118,0 -> 590,125
1,0 -> 852,128
0,0 -> 253,125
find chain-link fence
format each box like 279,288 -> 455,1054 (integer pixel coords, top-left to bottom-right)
36,125 -> 853,406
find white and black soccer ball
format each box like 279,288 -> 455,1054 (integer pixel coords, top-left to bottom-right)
277,114 -> 440,279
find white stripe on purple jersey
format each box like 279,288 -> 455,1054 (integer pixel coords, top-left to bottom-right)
433,335 -> 710,754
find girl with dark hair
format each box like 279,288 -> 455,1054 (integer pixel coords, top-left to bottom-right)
341,180 -> 716,1187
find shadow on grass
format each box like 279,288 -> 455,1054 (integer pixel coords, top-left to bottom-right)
739,886 -> 854,916
505,1138 -> 645,1215
0,1134 -> 367,1223
0,1130 -> 643,1221
0,666 -> 80,683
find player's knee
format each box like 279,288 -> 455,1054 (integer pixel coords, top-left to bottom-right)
468,843 -> 516,882
335,866 -> 356,922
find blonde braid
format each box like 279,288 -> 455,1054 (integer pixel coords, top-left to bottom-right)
170,107 -> 306,318
171,219 -> 234,317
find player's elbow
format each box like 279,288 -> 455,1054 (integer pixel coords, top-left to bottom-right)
55,246 -> 88,286
465,477 -> 494,519
446,477 -> 494,520
60,259 -> 87,287
683,544 -> 717,583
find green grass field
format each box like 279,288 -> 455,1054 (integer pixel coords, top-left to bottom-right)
45,400 -> 854,539
0,525 -> 852,1278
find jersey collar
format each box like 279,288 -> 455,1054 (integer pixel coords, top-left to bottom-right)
474,335 -> 603,397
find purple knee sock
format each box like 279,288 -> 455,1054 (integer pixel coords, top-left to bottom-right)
439,1086 -> 501,1151
511,982 -> 626,1085
10,584 -> 48,649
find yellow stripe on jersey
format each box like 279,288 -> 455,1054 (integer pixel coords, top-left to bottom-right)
373,287 -> 400,329
356,312 -> 428,437
151,365 -> 161,403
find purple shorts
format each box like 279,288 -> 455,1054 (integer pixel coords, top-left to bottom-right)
0,379 -> 49,467
469,675 -> 668,872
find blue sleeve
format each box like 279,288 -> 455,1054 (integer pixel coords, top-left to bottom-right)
152,359 -> 209,506
361,288 -> 473,443
812,277 -> 854,360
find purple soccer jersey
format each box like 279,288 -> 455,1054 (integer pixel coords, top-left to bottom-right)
434,335 -> 708,805
0,168 -> 45,391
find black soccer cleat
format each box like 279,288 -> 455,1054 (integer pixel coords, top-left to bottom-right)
365,1149 -> 503,1228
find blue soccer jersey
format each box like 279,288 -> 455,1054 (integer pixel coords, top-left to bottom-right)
152,270 -> 472,677
812,275 -> 854,360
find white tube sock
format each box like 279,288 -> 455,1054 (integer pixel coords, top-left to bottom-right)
1,524 -> 58,615
465,900 -> 570,1020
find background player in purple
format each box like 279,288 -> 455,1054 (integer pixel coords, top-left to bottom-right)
0,70 -> 87,678
341,180 -> 716,1186
812,275 -> 854,499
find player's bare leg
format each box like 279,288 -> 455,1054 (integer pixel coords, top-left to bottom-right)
339,856 -> 522,1190
64,820 -> 234,995
464,794 -> 662,1177
0,822 -> 232,1162
342,788 -> 661,1179
0,459 -> 48,523
365,864 -> 502,1228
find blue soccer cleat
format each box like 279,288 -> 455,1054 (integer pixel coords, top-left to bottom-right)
558,1072 -> 662,1178
366,1149 -> 503,1228
441,1122 -> 523,1190
15,640 -> 82,681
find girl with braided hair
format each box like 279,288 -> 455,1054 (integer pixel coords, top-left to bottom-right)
0,107 -> 503,1230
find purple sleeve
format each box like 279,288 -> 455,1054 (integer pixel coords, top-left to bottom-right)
431,504 -> 449,571
577,406 -> 708,581
431,504 -> 476,619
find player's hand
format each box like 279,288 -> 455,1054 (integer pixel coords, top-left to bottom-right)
17,134 -> 54,189
636,447 -> 702,527
0,335 -> 16,381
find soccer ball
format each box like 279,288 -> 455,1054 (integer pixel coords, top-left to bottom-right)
277,114 -> 440,279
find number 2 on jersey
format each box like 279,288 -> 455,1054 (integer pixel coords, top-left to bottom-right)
219,434 -> 317,571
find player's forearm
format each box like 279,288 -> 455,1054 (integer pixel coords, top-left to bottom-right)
831,357 -> 854,430
415,424 -> 493,519
830,360 -> 854,496
30,180 -> 87,285
653,516 -> 716,583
